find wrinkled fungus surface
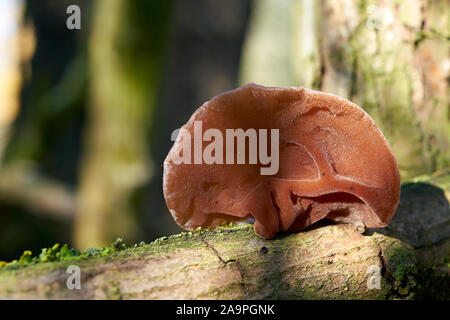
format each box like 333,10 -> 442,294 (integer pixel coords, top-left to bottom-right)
163,84 -> 401,239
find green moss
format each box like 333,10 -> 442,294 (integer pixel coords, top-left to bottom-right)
18,250 -> 33,264
0,238 -> 131,270
380,241 -> 418,298
0,224 -> 254,273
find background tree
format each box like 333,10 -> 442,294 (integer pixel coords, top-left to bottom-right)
240,0 -> 449,179
74,0 -> 172,249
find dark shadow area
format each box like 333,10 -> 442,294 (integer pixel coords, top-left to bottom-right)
373,182 -> 450,248
0,204 -> 72,261
142,0 -> 253,240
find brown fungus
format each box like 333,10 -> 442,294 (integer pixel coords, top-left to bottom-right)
163,84 -> 401,239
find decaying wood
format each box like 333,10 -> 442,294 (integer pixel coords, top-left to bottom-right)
0,179 -> 448,300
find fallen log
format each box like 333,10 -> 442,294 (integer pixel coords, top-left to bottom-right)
0,179 -> 448,299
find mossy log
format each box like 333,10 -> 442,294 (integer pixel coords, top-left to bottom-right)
0,180 -> 448,299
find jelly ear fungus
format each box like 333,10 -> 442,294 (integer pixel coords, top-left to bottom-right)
163,84 -> 401,239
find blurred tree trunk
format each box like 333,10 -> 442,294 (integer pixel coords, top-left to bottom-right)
240,0 -> 449,179
75,0 -> 172,249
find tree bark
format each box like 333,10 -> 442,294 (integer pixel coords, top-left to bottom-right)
239,0 -> 449,179
1,179 -> 448,299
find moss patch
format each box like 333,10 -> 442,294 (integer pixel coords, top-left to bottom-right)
0,238 -> 130,270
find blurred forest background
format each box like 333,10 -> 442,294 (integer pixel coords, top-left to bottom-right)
0,0 -> 448,260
